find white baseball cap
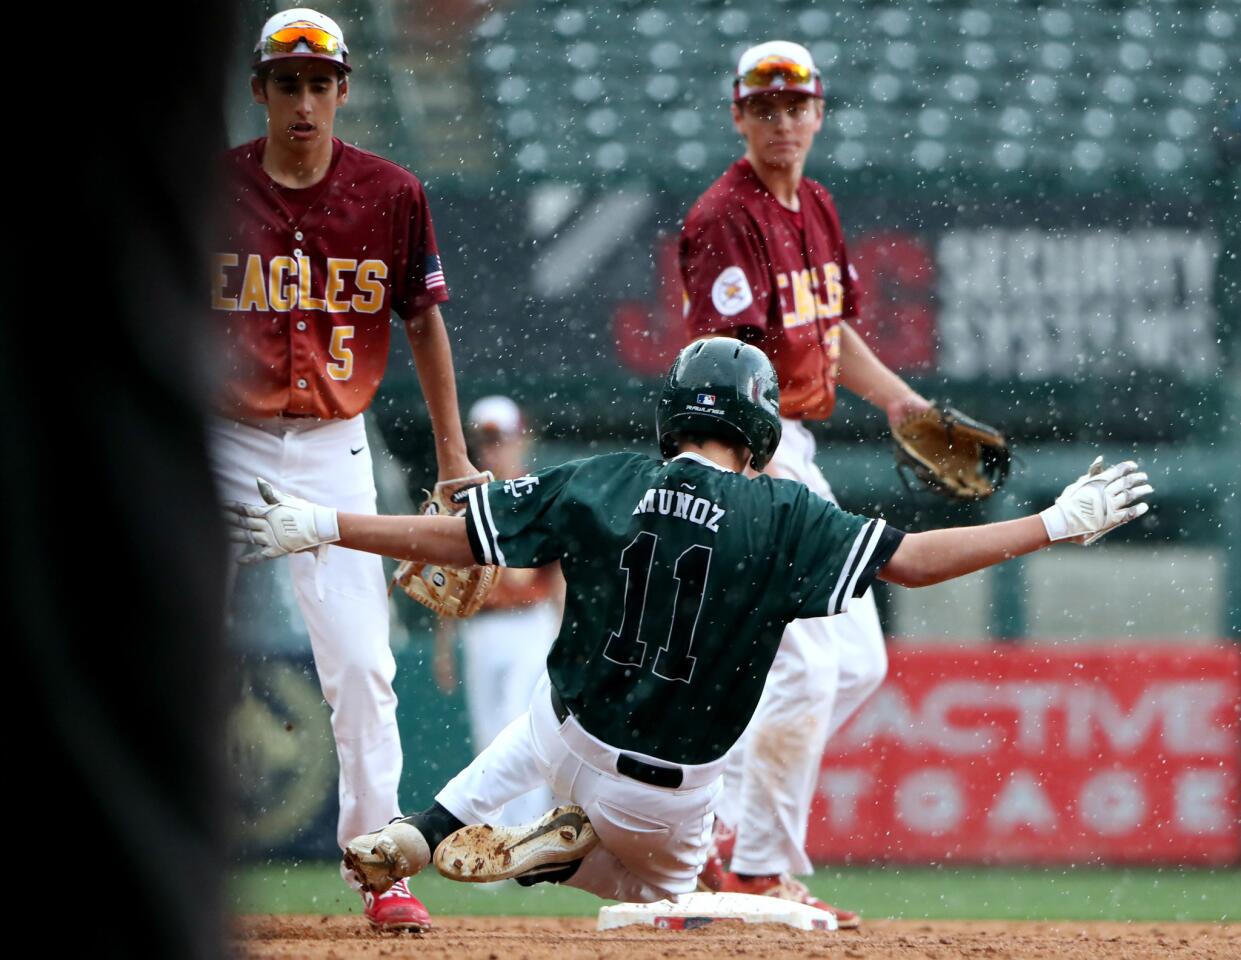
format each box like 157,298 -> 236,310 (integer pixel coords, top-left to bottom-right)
734,41 -> 822,102
467,396 -> 524,437
254,8 -> 351,73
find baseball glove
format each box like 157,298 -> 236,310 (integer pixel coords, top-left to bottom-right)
892,404 -> 1011,501
390,472 -> 498,618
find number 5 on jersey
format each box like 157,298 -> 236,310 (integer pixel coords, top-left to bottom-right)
327,325 -> 355,381
602,532 -> 712,684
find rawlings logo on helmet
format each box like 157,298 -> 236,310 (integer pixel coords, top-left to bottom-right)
656,338 -> 783,470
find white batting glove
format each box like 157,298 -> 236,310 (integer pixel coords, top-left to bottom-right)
1039,456 -> 1153,546
223,478 -> 341,564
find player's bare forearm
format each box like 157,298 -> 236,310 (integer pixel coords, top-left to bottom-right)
836,322 -> 929,424
337,513 -> 476,567
404,305 -> 475,480
879,516 -> 1050,588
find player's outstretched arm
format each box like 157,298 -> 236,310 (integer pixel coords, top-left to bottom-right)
879,458 -> 1153,588
336,512 -> 474,566
224,478 -> 474,566
879,516 -> 1048,587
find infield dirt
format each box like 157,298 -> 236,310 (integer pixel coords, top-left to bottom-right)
234,915 -> 1240,959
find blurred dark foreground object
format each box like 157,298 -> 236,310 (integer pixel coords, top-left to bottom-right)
2,5 -> 236,957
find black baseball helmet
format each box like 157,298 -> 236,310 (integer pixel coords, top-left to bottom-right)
657,338 -> 782,470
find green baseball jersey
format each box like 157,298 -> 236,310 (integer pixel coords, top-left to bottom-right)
463,451 -> 903,765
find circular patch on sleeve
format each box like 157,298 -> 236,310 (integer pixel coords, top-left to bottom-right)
711,266 -> 754,316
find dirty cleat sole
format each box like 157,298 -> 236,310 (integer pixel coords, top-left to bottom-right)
434,804 -> 598,883
344,821 -> 432,895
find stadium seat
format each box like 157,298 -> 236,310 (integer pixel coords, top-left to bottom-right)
469,0 -> 1241,184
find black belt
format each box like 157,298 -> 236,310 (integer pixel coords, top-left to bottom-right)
549,687 -> 684,789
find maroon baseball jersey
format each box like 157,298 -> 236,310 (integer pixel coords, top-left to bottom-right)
212,137 -> 449,420
680,158 -> 860,420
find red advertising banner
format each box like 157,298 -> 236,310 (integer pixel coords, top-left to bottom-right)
807,647 -> 1241,865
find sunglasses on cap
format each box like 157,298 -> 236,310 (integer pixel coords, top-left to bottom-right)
261,25 -> 343,57
739,55 -> 816,91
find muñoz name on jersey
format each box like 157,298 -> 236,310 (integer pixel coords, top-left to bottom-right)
461,450 -> 905,765
632,487 -> 726,533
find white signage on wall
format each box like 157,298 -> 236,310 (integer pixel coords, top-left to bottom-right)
936,229 -> 1219,380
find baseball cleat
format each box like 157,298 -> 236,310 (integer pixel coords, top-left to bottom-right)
343,819 -> 432,896
433,804 -> 598,883
719,871 -> 861,929
361,878 -> 431,933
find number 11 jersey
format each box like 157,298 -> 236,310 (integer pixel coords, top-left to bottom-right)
463,451 -> 903,764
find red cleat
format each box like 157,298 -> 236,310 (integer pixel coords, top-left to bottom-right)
696,818 -> 737,892
362,878 -> 431,933
719,871 -> 861,929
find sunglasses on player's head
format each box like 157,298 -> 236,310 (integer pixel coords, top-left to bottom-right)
261,25 -> 344,57
740,56 -> 817,91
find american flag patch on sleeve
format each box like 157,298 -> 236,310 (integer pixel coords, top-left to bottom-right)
425,254 -> 446,291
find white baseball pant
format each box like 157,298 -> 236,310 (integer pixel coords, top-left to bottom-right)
209,414 -> 402,864
717,417 -> 888,877
436,673 -> 722,903
459,602 -> 558,824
